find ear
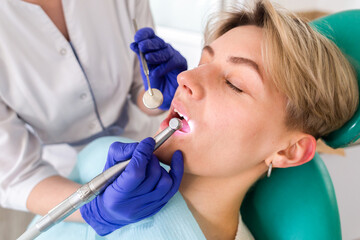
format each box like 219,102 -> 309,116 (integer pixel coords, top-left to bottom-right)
269,134 -> 317,168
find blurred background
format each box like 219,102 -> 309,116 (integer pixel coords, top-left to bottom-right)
1,0 -> 359,239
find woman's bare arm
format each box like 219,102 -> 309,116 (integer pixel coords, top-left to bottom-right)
26,175 -> 84,222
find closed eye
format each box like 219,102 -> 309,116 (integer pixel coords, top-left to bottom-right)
226,80 -> 243,93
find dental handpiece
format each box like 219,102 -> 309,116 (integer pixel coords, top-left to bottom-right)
17,118 -> 183,240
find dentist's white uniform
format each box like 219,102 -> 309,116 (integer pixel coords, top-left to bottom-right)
0,0 -> 160,211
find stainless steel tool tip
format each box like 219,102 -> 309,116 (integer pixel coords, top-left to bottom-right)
169,118 -> 183,130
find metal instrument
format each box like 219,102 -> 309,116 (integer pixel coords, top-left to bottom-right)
132,19 -> 164,109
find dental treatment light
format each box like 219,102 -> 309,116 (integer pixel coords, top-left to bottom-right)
187,120 -> 194,133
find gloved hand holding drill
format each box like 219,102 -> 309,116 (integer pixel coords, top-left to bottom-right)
80,138 -> 184,236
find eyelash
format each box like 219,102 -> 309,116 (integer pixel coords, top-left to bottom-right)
226,80 -> 243,93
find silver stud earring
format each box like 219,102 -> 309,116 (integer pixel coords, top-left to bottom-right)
267,162 -> 273,178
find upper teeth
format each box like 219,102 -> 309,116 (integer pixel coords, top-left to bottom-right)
174,108 -> 189,121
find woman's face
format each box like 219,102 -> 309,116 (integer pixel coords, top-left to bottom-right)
156,25 -> 290,177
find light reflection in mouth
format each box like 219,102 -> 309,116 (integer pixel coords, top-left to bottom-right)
170,108 -> 191,133
160,106 -> 191,134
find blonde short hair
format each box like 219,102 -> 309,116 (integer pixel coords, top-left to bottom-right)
204,0 -> 358,139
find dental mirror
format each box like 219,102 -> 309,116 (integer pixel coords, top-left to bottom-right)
132,19 -> 164,109
142,88 -> 163,109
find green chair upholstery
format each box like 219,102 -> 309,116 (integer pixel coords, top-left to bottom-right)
241,153 -> 340,240
312,10 -> 360,148
241,10 -> 360,239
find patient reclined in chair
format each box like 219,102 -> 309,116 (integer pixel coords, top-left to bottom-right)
27,4 -> 360,240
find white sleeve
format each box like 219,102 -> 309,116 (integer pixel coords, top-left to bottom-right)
134,0 -> 155,29
0,98 -> 58,211
128,0 -> 155,103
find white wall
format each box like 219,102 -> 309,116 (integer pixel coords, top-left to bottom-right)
150,0 -> 221,69
269,0 -> 360,12
321,147 -> 360,240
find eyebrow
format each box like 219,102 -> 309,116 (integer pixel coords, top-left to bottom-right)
203,45 -> 214,56
202,45 -> 263,82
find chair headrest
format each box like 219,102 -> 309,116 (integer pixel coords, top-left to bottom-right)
310,10 -> 360,148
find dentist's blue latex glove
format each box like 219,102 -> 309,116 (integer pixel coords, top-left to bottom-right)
130,27 -> 187,110
80,137 -> 184,236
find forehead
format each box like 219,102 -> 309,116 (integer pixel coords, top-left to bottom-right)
210,25 -> 264,61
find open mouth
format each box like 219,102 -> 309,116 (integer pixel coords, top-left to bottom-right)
167,107 -> 191,133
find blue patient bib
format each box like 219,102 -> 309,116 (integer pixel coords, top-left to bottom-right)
29,136 -> 206,240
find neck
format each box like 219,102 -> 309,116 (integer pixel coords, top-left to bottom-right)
22,0 -> 70,41
179,163 -> 266,240
22,0 -> 59,6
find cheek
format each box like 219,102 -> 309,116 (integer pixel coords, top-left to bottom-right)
182,110 -> 255,176
156,93 -> 287,177
195,106 -> 283,176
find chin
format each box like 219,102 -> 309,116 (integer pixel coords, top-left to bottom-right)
158,157 -> 172,167
154,140 -> 174,165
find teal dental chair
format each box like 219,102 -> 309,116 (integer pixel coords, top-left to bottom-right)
240,10 -> 360,240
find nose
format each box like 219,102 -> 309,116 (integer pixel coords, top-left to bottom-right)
177,68 -> 205,100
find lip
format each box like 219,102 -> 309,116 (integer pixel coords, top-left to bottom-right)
172,100 -> 189,120
160,99 -> 191,133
